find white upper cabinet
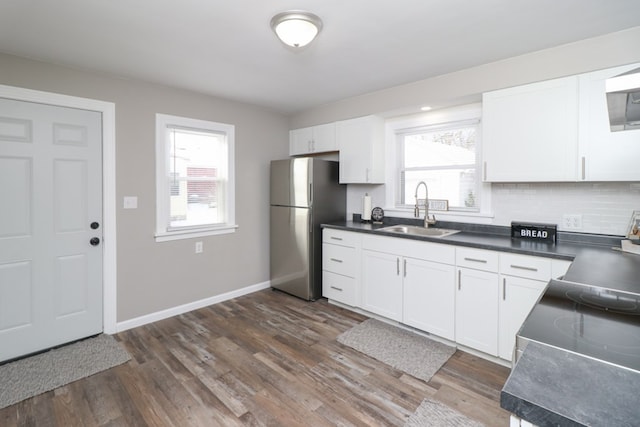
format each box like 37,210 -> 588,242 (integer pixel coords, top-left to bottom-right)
482,76 -> 579,182
483,63 -> 640,183
336,115 -> 385,184
578,63 -> 640,181
289,122 -> 337,156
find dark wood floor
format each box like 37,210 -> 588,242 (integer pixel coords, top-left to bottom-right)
1,289 -> 511,426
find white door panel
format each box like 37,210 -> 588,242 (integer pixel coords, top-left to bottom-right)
0,97 -> 103,362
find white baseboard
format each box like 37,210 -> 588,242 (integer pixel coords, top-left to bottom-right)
115,281 -> 271,333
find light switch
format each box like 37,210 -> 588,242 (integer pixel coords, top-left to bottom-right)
123,196 -> 138,209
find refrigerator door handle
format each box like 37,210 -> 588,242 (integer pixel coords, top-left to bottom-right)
309,183 -> 313,206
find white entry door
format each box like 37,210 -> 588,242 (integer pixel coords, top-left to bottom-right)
0,97 -> 103,362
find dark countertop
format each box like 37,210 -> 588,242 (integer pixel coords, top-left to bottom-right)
323,218 -> 640,426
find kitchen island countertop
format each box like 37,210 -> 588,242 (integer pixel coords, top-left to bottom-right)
501,341 -> 640,427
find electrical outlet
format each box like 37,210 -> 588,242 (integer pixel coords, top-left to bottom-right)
562,214 -> 583,230
195,241 -> 203,254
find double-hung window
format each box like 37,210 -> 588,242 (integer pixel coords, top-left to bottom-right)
397,117 -> 480,211
155,114 -> 236,241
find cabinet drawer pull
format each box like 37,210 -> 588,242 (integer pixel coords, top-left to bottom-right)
330,258 -> 343,263
330,286 -> 343,292
503,278 -> 506,301
330,236 -> 343,241
510,264 -> 537,272
464,257 -> 487,263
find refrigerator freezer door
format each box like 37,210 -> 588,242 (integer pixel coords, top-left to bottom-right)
270,205 -> 313,300
270,158 -> 312,208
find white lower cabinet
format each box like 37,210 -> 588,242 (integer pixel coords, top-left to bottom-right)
322,229 -> 360,307
456,267 -> 499,356
403,258 -> 455,340
360,235 -> 455,326
361,249 -> 403,321
322,229 -> 574,362
498,275 -> 548,360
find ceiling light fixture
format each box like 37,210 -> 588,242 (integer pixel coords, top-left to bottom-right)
420,106 -> 433,112
270,11 -> 323,48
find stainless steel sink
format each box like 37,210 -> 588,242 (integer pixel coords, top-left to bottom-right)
377,224 -> 460,238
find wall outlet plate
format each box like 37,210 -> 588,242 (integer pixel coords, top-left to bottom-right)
562,214 -> 583,230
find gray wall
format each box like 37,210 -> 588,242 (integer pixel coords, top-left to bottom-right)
290,26 -> 640,127
0,53 -> 289,322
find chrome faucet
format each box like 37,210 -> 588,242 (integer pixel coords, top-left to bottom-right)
414,181 -> 436,228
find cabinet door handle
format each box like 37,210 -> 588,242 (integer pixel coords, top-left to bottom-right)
330,236 -> 343,241
366,168 -> 370,183
330,286 -> 343,292
581,156 -> 586,180
483,161 -> 487,181
330,258 -> 343,263
510,264 -> 537,272
458,269 -> 461,290
503,278 -> 506,301
397,258 -> 400,276
403,259 -> 407,277
464,257 -> 487,263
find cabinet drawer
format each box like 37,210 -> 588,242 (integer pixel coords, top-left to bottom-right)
500,253 -> 551,281
323,271 -> 357,306
361,234 -> 455,265
323,228 -> 358,247
323,244 -> 357,277
456,247 -> 499,272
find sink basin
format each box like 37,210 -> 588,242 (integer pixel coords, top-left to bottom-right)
377,224 -> 460,238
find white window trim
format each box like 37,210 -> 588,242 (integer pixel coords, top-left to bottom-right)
384,103 -> 493,222
155,113 -> 237,242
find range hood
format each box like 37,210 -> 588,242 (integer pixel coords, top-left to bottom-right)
606,67 -> 640,132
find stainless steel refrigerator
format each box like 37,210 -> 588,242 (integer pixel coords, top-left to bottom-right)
270,158 -> 346,300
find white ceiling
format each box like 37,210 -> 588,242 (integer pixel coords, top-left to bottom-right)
1,0 -> 639,114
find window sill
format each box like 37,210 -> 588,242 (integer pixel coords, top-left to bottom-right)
155,224 -> 238,242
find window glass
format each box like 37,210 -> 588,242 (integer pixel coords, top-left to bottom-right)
399,122 -> 478,210
168,127 -> 227,229
155,114 -> 235,241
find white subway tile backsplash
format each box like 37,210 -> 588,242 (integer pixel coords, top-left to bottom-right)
492,182 -> 640,236
346,182 -> 640,236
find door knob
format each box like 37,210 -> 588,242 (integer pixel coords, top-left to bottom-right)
90,222 -> 100,230
90,237 -> 100,246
